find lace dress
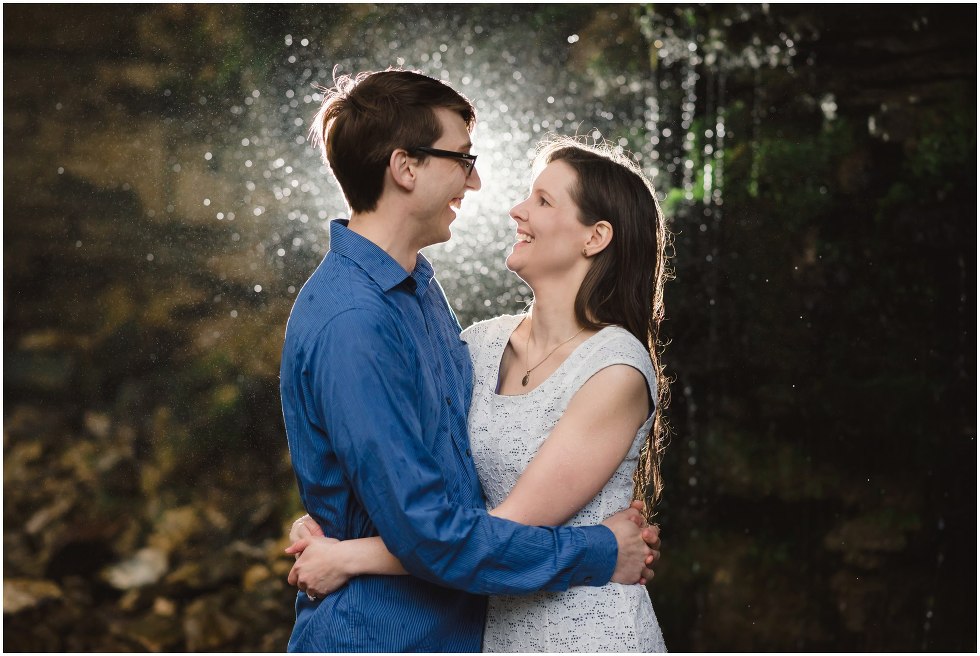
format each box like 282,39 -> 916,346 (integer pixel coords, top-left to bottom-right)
462,314 -> 667,653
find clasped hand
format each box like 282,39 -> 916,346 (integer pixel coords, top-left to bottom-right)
284,504 -> 662,597
603,500 -> 661,585
285,515 -> 351,599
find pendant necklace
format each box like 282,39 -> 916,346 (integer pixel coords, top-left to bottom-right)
522,319 -> 586,387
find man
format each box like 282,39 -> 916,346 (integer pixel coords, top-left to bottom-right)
279,69 -> 659,652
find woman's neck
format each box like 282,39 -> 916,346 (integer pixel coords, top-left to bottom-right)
526,277 -> 585,345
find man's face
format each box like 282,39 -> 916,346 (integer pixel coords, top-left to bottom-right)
412,107 -> 482,246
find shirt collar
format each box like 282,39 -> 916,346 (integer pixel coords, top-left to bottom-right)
329,219 -> 435,296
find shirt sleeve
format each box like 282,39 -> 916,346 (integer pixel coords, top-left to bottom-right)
306,307 -> 618,595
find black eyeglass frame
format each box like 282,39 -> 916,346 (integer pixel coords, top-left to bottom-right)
408,146 -> 478,177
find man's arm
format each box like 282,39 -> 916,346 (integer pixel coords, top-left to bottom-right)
288,333 -> 657,595
299,308 -> 650,595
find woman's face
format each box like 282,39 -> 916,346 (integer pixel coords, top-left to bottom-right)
506,160 -> 593,281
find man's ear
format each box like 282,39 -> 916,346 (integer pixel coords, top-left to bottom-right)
583,221 -> 613,257
389,148 -> 417,192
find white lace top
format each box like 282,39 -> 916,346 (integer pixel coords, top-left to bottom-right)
462,313 -> 667,653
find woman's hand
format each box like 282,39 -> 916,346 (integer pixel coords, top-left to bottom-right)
288,514 -> 325,548
286,535 -> 352,599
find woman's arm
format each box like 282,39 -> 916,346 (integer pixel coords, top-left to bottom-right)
285,516 -> 407,596
287,534 -> 406,596
488,364 -> 649,526
287,364 -> 653,596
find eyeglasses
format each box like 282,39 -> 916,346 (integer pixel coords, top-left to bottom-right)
409,146 -> 478,177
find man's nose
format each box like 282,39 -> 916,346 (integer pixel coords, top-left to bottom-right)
467,164 -> 482,191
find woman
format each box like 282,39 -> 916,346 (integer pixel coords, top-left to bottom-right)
288,138 -> 670,652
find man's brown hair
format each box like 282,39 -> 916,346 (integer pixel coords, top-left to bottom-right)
310,69 -> 476,213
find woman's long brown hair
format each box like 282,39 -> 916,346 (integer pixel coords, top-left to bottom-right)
537,138 -> 671,521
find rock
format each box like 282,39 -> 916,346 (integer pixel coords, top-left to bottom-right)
111,612 -> 183,652
25,497 -> 75,535
152,596 -> 177,617
242,564 -> 272,592
18,329 -> 68,350
4,351 -> 74,392
147,506 -> 201,554
201,504 -> 230,531
164,562 -> 204,589
83,412 -> 112,440
102,547 -> 168,590
3,406 -> 63,442
3,440 -> 44,479
3,579 -> 63,614
183,596 -> 242,651
117,588 -> 143,612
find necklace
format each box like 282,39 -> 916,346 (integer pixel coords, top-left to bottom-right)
522,319 -> 586,387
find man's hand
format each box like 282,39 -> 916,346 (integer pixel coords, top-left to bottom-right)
601,505 -> 653,585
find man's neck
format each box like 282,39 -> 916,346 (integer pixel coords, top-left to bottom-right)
347,210 -> 422,273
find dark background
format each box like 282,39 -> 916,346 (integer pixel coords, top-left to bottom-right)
4,4 -> 975,651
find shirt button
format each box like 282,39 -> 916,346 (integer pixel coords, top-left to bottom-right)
445,397 -> 451,405
584,576 -> 593,584
465,449 -> 472,457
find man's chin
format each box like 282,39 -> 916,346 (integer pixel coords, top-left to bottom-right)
430,227 -> 452,247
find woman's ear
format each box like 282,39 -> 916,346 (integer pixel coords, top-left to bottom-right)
388,148 -> 417,192
583,221 -> 613,257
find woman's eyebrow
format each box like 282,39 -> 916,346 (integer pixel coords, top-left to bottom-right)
532,186 -> 556,201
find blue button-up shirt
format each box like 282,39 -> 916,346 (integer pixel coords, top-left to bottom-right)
281,220 -> 617,652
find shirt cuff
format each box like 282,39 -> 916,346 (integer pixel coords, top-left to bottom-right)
569,524 -> 618,587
